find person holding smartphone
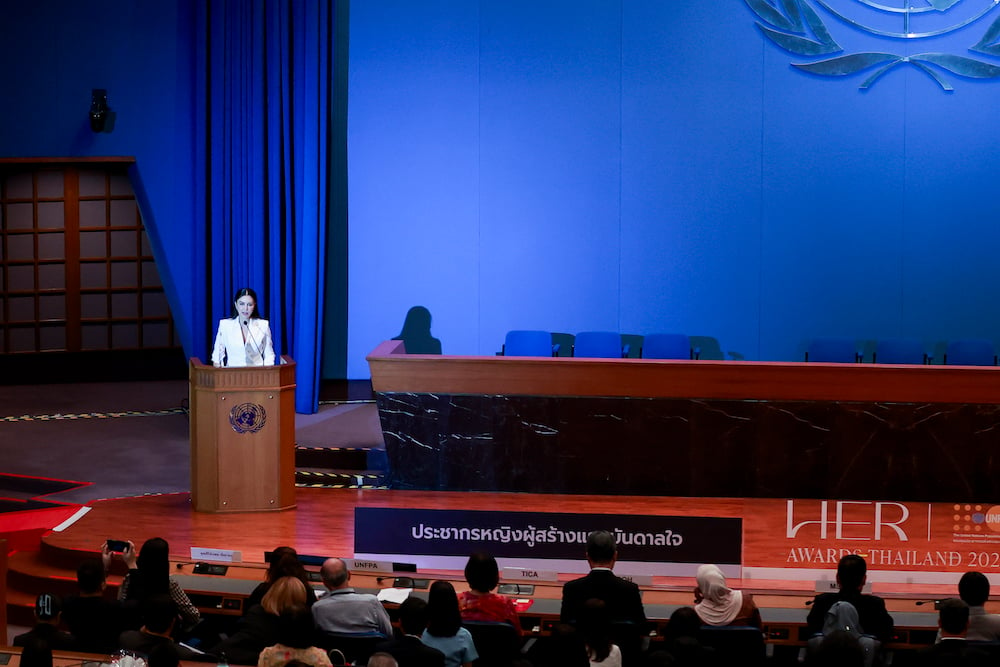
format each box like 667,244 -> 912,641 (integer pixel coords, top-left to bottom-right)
112,537 -> 202,630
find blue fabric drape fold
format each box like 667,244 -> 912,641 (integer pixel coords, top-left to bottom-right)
197,0 -> 331,413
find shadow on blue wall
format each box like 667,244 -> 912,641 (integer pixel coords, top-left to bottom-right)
392,306 -> 442,355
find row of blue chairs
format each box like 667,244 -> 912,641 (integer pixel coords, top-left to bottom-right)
499,330 -> 696,359
806,337 -> 998,366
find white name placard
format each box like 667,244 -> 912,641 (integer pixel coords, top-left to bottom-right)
345,558 -> 395,573
815,579 -> 872,594
502,566 -> 559,582
190,547 -> 242,563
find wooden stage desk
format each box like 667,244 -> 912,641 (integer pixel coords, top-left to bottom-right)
367,340 -> 1000,501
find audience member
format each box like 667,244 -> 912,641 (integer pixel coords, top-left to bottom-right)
116,537 -> 201,630
915,598 -> 990,667
642,651 -> 675,667
578,598 -> 621,667
458,552 -> 521,633
18,636 -> 54,667
312,557 -> 393,637
661,607 -> 715,667
118,594 -> 214,662
147,642 -> 182,667
421,581 -> 479,667
13,593 -> 77,651
367,654 -> 400,667
958,571 -> 1000,641
693,564 -> 761,627
524,623 -> 589,667
806,555 -> 893,642
247,547 -> 318,612
258,605 -> 332,667
375,597 -> 446,667
560,530 -> 647,629
62,556 -> 126,653
806,629 -> 865,667
211,575 -> 308,665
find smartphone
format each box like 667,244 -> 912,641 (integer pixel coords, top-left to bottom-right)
107,539 -> 129,553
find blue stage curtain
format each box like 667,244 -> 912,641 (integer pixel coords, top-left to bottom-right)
196,0 -> 332,413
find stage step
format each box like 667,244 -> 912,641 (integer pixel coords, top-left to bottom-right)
294,445 -> 387,470
294,445 -> 388,489
294,468 -> 388,489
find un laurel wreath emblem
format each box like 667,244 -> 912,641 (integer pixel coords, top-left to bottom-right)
229,402 -> 267,434
745,0 -> 1000,90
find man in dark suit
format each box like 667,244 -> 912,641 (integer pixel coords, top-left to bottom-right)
375,597 -> 445,667
915,598 -> 990,667
559,530 -> 646,627
806,554 -> 894,643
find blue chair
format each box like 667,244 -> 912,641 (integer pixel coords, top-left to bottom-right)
805,337 -> 859,363
874,338 -> 926,365
641,333 -> 692,359
463,621 -> 522,667
573,331 -> 628,358
500,330 -> 557,357
945,339 -> 997,366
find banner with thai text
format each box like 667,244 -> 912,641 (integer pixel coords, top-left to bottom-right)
355,507 -> 742,576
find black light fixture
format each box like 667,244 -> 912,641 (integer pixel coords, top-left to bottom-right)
89,89 -> 109,132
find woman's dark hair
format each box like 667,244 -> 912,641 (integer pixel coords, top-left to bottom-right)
274,604 -> 316,649
126,537 -> 171,599
426,580 -> 463,638
230,287 -> 262,319
267,547 -> 306,583
578,598 -> 612,662
464,552 -> 500,593
665,606 -> 701,640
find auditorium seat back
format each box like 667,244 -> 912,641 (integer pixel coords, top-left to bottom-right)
573,331 -> 627,358
501,330 -> 556,357
945,338 -> 997,366
874,338 -> 926,365
699,625 -> 766,667
641,333 -> 692,360
805,337 -> 860,363
464,621 -> 522,666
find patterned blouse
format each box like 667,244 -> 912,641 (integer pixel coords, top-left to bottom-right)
458,591 -> 522,634
257,644 -> 332,667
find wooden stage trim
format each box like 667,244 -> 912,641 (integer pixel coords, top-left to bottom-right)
39,489 -> 986,594
14,488 -> 996,652
367,339 -> 1000,404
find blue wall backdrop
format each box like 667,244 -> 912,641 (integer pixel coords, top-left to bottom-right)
0,2 -> 204,357
347,0 -> 1000,377
3,1 -> 1000,382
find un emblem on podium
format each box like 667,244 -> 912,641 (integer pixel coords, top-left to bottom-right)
745,0 -> 1000,90
230,402 -> 267,434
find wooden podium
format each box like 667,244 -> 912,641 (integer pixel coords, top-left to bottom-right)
189,356 -> 297,512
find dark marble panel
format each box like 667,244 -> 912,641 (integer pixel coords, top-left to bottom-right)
375,392 -> 1000,501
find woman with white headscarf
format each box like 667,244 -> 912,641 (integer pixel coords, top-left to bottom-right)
693,564 -> 762,627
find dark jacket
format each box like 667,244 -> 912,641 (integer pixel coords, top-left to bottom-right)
560,568 -> 647,627
806,591 -> 894,642
375,635 -> 446,667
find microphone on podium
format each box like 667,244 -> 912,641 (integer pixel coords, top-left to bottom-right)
243,319 -> 265,365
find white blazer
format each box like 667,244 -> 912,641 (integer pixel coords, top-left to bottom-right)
211,317 -> 275,367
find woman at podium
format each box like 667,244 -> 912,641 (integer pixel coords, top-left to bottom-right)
212,287 -> 276,367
